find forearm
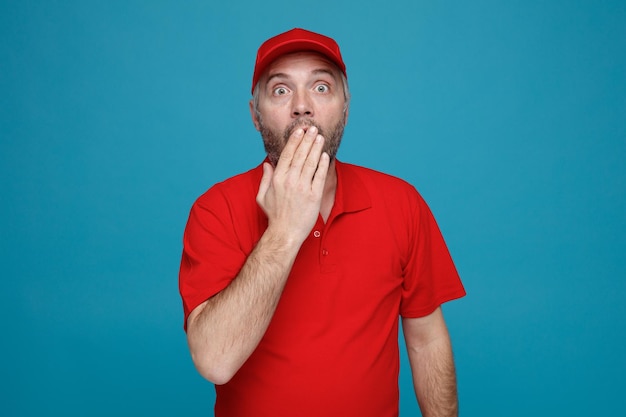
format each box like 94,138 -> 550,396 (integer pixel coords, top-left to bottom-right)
403,310 -> 459,417
186,228 -> 302,384
409,337 -> 458,417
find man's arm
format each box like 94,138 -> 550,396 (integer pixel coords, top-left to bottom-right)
186,126 -> 329,385
402,307 -> 459,417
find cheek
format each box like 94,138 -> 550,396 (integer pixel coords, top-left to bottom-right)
316,96 -> 345,113
321,106 -> 347,127
258,103 -> 291,124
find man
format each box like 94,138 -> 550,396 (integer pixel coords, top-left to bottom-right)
179,28 -> 466,417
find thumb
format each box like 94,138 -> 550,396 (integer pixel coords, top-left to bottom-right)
257,162 -> 274,200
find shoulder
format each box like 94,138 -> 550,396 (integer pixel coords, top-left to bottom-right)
339,161 -> 416,189
336,161 -> 436,228
338,161 -> 423,203
194,164 -> 263,210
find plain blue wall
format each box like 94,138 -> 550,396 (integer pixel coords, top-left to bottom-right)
2,1 -> 625,415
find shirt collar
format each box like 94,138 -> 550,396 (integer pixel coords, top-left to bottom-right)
333,159 -> 372,215
255,158 -> 372,216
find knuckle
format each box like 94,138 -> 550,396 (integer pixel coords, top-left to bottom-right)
304,158 -> 318,169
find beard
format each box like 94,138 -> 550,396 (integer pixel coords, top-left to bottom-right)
258,117 -> 345,166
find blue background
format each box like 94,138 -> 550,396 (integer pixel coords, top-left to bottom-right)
2,1 -> 625,415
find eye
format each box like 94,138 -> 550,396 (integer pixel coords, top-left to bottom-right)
273,86 -> 289,96
315,84 -> 329,93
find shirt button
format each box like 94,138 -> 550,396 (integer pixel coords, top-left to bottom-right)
313,231 -> 321,238
322,249 -> 329,256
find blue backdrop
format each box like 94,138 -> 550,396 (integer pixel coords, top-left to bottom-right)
2,1 -> 625,415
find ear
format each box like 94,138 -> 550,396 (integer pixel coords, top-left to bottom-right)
249,99 -> 260,131
343,105 -> 349,126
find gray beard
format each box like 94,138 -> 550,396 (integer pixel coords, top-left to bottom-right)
258,117 -> 345,166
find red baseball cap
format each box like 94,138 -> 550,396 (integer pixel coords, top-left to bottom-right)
251,28 -> 347,94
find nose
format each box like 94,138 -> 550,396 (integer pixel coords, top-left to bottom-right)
291,90 -> 313,118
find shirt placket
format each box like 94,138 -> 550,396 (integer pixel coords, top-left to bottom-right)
312,216 -> 336,273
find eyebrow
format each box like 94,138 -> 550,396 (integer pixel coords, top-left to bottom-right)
265,68 -> 338,86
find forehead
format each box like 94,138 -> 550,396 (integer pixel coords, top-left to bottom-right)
263,51 -> 342,79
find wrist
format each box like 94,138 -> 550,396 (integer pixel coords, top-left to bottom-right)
260,224 -> 306,255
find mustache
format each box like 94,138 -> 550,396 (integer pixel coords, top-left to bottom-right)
283,118 -> 324,140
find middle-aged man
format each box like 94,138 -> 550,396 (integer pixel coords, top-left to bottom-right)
179,28 -> 466,417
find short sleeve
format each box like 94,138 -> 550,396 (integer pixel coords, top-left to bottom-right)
178,187 -> 248,330
399,191 -> 466,318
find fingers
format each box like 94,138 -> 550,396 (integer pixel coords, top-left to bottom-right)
257,162 -> 274,202
291,126 -> 323,172
311,152 -> 330,193
299,128 -> 326,181
274,128 -> 305,174
275,126 -> 323,176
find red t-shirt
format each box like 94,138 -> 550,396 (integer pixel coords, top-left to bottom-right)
179,160 -> 465,417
